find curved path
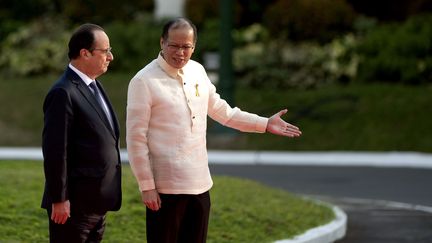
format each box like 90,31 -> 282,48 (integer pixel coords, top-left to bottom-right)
210,164 -> 432,242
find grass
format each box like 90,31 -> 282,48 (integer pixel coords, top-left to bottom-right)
0,161 -> 334,243
0,72 -> 431,152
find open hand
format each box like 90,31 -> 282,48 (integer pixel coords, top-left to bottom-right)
266,109 -> 302,137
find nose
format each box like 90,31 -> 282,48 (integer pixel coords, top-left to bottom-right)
175,48 -> 186,54
107,51 -> 114,61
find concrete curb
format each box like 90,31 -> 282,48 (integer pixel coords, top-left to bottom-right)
208,150 -> 432,168
274,204 -> 347,243
1,147 -> 432,169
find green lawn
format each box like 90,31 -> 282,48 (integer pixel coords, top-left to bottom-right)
0,161 -> 334,243
0,72 -> 431,152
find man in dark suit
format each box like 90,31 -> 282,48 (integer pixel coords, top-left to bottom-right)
41,23 -> 121,243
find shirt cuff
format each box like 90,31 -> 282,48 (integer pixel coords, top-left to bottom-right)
256,116 -> 269,133
138,179 -> 156,192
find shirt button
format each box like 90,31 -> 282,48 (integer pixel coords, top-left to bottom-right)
192,116 -> 195,119
184,82 -> 186,85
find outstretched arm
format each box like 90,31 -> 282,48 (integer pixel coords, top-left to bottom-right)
266,109 -> 302,137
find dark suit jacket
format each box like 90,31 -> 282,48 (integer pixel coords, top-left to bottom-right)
41,67 -> 121,214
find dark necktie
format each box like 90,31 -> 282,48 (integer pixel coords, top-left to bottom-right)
89,81 -> 114,130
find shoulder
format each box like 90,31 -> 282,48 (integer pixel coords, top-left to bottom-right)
48,74 -> 75,95
185,59 -> 206,71
45,68 -> 84,101
131,59 -> 160,81
184,60 -> 208,80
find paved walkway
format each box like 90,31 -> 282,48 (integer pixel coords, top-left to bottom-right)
326,197 -> 432,243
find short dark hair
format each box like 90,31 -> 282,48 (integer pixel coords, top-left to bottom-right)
161,18 -> 197,44
68,23 -> 104,60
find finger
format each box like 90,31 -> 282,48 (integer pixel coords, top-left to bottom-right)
146,201 -> 156,210
59,215 -> 68,224
286,128 -> 302,136
286,127 -> 301,135
52,212 -> 60,223
157,195 -> 162,208
148,203 -> 159,211
277,109 -> 288,117
285,123 -> 300,132
52,213 -> 65,224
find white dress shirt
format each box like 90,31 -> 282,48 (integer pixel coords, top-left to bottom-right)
126,54 -> 268,194
69,63 -> 113,128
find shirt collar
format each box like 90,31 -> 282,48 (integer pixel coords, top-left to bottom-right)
68,63 -> 94,86
157,52 -> 184,78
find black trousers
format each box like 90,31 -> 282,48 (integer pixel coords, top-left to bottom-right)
47,209 -> 106,243
146,191 -> 211,243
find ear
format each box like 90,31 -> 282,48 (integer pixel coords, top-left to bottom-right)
80,49 -> 90,58
160,38 -> 164,50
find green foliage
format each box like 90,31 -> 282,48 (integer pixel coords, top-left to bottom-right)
0,0 -> 52,23
0,0 -> 153,28
59,0 -> 154,24
184,0 -> 254,29
352,15 -> 379,35
356,14 -> 432,84
263,0 -> 356,42
346,0 -> 432,21
233,24 -> 358,89
104,16 -> 164,72
185,0 -> 220,29
195,18 -> 221,55
0,17 -> 69,76
0,161 -> 334,242
0,15 -> 165,76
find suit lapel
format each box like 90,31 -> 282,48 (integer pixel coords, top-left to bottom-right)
66,68 -> 118,138
95,80 -> 120,137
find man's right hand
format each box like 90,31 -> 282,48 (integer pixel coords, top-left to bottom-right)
141,189 -> 162,211
51,200 -> 70,224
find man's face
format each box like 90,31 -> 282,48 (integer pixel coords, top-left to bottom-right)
87,30 -> 114,79
160,27 -> 195,69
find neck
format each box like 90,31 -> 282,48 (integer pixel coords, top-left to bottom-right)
70,60 -> 97,80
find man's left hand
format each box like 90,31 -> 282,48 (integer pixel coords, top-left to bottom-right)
266,109 -> 302,137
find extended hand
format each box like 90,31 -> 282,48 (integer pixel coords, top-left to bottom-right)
266,109 -> 302,137
141,189 -> 162,211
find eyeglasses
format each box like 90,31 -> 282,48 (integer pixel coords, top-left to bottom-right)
90,47 -> 113,55
167,43 -> 194,52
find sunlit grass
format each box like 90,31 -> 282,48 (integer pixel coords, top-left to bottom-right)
0,161 -> 334,243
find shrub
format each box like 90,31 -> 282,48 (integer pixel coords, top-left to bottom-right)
233,24 -> 359,89
193,18 -> 221,63
185,0 -> 261,29
185,0 -> 220,29
263,0 -> 356,43
356,14 -> 432,84
60,0 -> 154,24
0,17 -> 69,76
104,15 -> 164,72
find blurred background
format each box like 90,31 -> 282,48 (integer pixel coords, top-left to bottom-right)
0,0 -> 431,152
